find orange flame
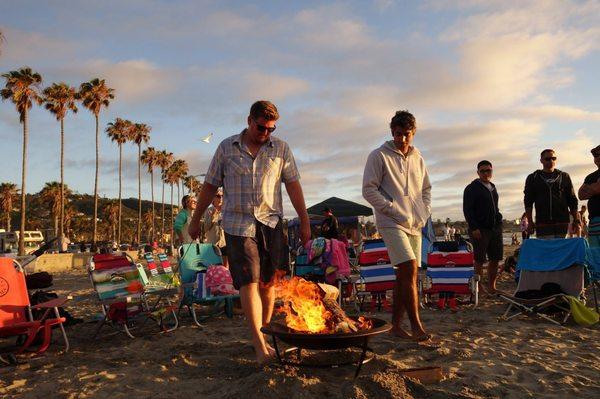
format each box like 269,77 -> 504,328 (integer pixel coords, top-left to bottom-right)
275,277 -> 372,334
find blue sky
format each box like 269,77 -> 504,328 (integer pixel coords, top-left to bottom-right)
1,0 -> 599,220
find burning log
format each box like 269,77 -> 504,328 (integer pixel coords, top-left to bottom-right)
317,283 -> 358,333
276,277 -> 371,334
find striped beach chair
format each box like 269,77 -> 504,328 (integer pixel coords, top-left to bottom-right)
88,253 -> 178,338
419,241 -> 478,309
357,239 -> 395,311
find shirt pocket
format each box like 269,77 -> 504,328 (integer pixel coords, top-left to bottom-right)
227,157 -> 246,175
265,156 -> 282,176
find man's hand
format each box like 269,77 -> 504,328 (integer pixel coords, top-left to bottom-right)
300,219 -> 311,245
188,223 -> 200,241
471,229 -> 482,240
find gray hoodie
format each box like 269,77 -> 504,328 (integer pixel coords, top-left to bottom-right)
362,141 -> 432,235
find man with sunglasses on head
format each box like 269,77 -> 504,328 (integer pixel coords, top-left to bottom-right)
362,110 -> 432,342
188,100 -> 310,365
463,160 -> 503,293
524,149 -> 579,239
578,145 -> 600,247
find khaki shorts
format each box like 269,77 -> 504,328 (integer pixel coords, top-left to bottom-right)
378,227 -> 421,267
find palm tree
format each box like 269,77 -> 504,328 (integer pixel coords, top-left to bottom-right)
142,210 -> 154,242
141,146 -> 159,242
40,182 -> 62,236
163,165 -> 179,247
1,68 -> 43,255
106,117 -> 133,244
184,175 -> 201,194
63,205 -> 78,237
0,183 -> 19,231
155,150 -> 173,244
43,82 -> 78,240
102,200 -> 120,242
171,159 -> 189,210
128,122 -> 151,245
79,78 -> 114,251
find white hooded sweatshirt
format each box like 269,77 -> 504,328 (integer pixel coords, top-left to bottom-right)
362,141 -> 431,235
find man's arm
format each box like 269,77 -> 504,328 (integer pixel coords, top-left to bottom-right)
421,160 -> 432,216
285,180 -> 310,245
523,174 -> 536,233
362,151 -> 396,216
564,174 -> 579,219
462,185 -> 479,232
189,183 -> 219,240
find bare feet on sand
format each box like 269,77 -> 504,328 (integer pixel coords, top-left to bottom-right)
391,326 -> 413,339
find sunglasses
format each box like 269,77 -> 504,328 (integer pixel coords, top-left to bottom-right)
543,157 -> 557,161
479,168 -> 493,174
254,120 -> 276,133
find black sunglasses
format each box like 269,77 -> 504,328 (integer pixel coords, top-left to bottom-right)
254,120 -> 276,133
543,156 -> 557,161
479,168 -> 493,174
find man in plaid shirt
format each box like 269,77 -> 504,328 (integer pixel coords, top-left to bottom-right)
189,100 -> 310,364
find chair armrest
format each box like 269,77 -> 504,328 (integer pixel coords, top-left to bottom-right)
31,296 -> 69,309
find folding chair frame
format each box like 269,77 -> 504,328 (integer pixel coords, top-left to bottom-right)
498,293 -> 573,326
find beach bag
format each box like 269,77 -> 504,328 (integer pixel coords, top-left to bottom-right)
205,265 -> 237,296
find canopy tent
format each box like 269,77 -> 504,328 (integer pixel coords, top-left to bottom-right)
306,197 -> 373,217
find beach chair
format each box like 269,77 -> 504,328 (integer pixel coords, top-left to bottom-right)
0,258 -> 69,364
585,246 -> 600,312
88,253 -> 177,338
419,241 -> 479,310
293,240 -> 355,306
497,238 -> 587,325
178,243 -> 240,326
356,239 -> 395,311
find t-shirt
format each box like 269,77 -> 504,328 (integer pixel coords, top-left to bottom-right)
482,181 -> 493,191
541,170 -> 560,185
584,169 -> 600,219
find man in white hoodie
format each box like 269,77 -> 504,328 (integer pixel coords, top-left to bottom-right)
362,110 -> 432,341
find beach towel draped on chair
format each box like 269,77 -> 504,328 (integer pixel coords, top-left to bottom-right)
498,238 -> 588,325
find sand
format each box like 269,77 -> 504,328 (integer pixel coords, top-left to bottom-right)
2,251 -> 599,398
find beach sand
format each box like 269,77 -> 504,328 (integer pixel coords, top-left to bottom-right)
2,247 -> 599,398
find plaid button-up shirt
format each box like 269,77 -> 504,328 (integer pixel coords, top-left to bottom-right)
204,130 -> 301,237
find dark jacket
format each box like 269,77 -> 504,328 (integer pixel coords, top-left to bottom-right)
463,179 -> 502,231
523,169 -> 577,224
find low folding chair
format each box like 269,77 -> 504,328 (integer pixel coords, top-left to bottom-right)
178,243 -> 240,326
497,238 -> 587,325
88,253 -> 177,339
0,258 -> 69,364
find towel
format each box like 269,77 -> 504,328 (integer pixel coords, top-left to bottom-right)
565,296 -> 599,326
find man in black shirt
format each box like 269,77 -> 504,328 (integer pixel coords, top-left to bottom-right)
578,145 -> 600,247
524,149 -> 579,239
463,160 -> 503,293
321,207 -> 339,239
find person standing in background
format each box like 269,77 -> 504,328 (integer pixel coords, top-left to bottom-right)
578,145 -> 600,247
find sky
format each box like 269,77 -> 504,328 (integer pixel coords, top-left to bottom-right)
1,0 -> 599,221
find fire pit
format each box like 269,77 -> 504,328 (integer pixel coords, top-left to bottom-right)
261,316 -> 391,377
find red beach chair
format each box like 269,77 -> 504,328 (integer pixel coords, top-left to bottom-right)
0,258 -> 69,364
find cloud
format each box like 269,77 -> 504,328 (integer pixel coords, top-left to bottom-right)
517,105 -> 600,121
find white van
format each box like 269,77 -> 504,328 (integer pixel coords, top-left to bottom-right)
14,231 -> 45,254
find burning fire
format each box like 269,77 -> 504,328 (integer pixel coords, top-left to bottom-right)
275,277 -> 372,334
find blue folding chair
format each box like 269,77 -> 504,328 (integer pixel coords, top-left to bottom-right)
177,243 -> 239,326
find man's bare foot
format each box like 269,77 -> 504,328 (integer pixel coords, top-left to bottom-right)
411,328 -> 432,342
256,350 -> 275,366
265,343 -> 276,358
391,326 -> 413,339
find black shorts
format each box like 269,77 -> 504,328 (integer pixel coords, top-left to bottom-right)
225,219 -> 289,290
469,227 -> 503,263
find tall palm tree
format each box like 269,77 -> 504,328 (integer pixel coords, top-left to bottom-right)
79,78 -> 114,251
171,159 -> 189,210
63,205 -> 78,237
163,165 -> 179,247
183,175 -> 201,194
140,146 -> 159,242
1,67 -> 43,255
43,82 -> 78,240
128,123 -> 151,244
142,210 -> 154,242
106,117 -> 133,244
40,182 -> 62,236
102,200 -> 119,242
0,183 -> 19,231
155,150 -> 173,244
